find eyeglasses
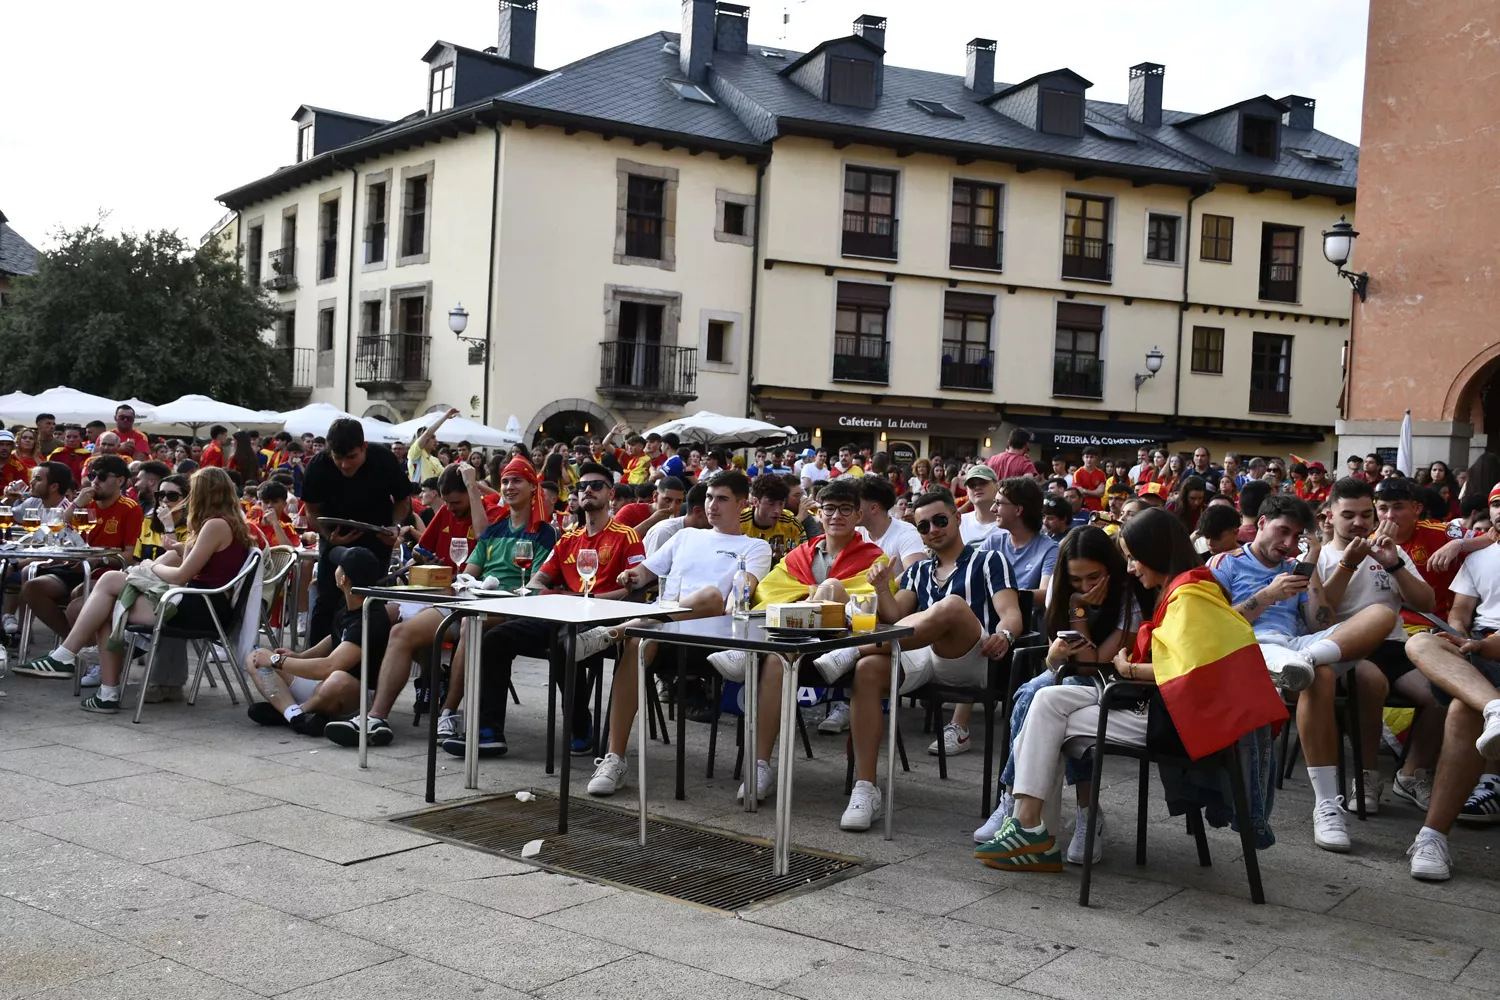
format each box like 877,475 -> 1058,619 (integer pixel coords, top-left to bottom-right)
915,513 -> 952,534
576,479 -> 610,493
821,503 -> 857,518
158,490 -> 183,501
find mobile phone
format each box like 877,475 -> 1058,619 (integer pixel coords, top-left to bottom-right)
1290,561 -> 1315,578
1058,630 -> 1090,645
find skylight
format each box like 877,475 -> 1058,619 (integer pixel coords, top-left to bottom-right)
664,78 -> 716,104
1086,121 -> 1138,142
760,48 -> 785,58
1285,147 -> 1343,167
908,98 -> 964,120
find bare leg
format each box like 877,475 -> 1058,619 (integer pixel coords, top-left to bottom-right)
1424,701 -> 1487,835
1297,665 -> 1340,767
57,571 -> 128,654
605,587 -> 722,756
98,596 -> 158,686
1408,631 -> 1500,711
755,655 -> 782,761
303,670 -> 361,716
20,575 -> 71,638
1328,606 -> 1399,662
1395,668 -> 1444,774
1353,660 -> 1389,770
371,610 -> 441,719
849,652 -> 893,784
250,665 -> 297,714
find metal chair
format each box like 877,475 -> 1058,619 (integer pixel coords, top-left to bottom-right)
256,546 -> 298,649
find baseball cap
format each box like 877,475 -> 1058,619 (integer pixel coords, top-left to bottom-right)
1307,461 -> 1326,473
1136,482 -> 1166,499
331,546 -> 384,588
0,430 -> 13,443
964,465 -> 999,486
800,448 -> 816,458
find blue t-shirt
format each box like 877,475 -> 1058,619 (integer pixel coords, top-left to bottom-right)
660,455 -> 685,479
981,529 -> 1059,592
1208,544 -> 1306,638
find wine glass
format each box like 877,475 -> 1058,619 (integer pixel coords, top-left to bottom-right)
449,537 -> 470,573
513,539 -> 534,597
576,548 -> 599,598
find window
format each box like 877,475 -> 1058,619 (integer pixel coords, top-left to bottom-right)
280,212 -> 296,252
664,78 -> 715,104
297,122 -> 315,162
1249,333 -> 1292,413
941,292 -> 994,391
1191,326 -> 1224,374
429,65 -> 455,113
317,198 -> 338,281
909,98 -> 963,119
365,182 -> 387,264
317,307 -> 335,352
1242,115 -> 1278,158
1146,213 -> 1179,263
399,295 -> 425,336
360,300 -> 382,336
245,225 -> 263,286
1062,194 -> 1111,281
1040,89 -> 1084,137
606,301 -> 668,391
401,176 -> 428,259
842,167 -> 898,259
828,56 -> 876,109
1200,214 -> 1233,262
1053,303 -> 1104,398
950,181 -> 1003,270
706,320 -> 728,363
1259,224 -> 1301,302
624,175 -> 666,260
833,282 -> 890,384
275,310 -> 296,349
722,201 -> 746,237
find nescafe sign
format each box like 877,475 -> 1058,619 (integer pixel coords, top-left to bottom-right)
888,441 -> 917,466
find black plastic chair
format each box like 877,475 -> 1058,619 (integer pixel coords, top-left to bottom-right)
1078,680 -> 1265,907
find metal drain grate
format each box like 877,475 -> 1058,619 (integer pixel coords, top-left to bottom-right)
389,790 -> 873,911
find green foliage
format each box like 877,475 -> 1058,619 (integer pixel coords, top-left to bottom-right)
0,224 -> 286,408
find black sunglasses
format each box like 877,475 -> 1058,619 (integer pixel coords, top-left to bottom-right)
158,490 -> 184,501
576,479 -> 610,493
916,513 -> 952,534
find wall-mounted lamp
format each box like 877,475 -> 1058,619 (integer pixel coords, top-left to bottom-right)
879,430 -> 887,443
1321,216 -> 1369,302
984,436 -> 992,450
1133,346 -> 1165,392
813,427 -> 822,439
449,302 -> 486,361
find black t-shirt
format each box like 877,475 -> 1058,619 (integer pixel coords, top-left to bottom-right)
301,444 -> 408,547
333,599 -> 390,689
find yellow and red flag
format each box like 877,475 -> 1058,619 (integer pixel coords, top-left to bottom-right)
1131,566 -> 1287,759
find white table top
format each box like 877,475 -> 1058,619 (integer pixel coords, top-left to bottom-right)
451,593 -> 673,624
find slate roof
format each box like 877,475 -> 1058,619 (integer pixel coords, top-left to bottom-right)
0,222 -> 39,278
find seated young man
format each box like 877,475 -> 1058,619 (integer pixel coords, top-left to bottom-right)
857,476 -> 927,575
1208,493 -> 1396,852
818,489 -> 1022,831
1402,484 -> 1500,879
740,472 -> 807,556
614,476 -> 686,534
324,458 -> 552,750
243,546 -> 391,737
585,470 -> 771,796
706,478 -> 888,802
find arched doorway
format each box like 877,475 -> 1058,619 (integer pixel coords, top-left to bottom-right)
525,398 -> 615,447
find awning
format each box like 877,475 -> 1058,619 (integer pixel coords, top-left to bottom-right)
1010,415 -> 1183,449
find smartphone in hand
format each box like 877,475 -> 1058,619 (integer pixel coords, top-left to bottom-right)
1290,561 -> 1315,578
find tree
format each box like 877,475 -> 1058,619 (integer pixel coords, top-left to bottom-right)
0,223 -> 286,408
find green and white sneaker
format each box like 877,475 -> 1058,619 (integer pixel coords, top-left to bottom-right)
982,844 -> 1064,873
80,693 -> 120,714
973,816 -> 1057,864
12,654 -> 76,679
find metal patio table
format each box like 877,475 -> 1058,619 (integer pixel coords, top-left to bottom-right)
2,543 -> 126,692
622,617 -> 914,876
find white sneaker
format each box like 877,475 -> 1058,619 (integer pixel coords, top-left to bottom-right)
841,780 -> 883,831
587,752 -> 628,796
1262,645 -> 1315,693
736,759 -> 774,803
1066,806 -> 1106,865
574,627 -> 617,662
78,663 -> 101,688
1,613 -> 18,635
77,646 -> 99,668
1391,769 -> 1433,811
709,649 -> 754,683
812,646 -> 860,685
818,702 -> 851,734
927,723 -> 971,756
1477,703 -> 1500,760
973,790 -> 1014,843
1313,796 -> 1351,852
1352,769 -> 1383,815
1407,834 -> 1451,881
436,710 -> 461,741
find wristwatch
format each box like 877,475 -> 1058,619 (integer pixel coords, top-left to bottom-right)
269,652 -> 285,668
998,628 -> 1015,646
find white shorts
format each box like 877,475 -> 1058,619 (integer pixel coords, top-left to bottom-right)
287,676 -> 320,703
1258,627 -> 1356,677
396,601 -> 430,621
898,637 -> 987,695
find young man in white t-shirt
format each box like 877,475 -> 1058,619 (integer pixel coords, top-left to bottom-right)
958,465 -> 1001,544
856,476 -> 927,573
583,470 -> 771,796
1317,477 -> 1440,814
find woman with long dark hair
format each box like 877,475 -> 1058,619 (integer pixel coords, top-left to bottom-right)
977,527 -> 1148,859
975,509 -> 1284,872
229,431 -> 261,486
1169,475 -> 1208,532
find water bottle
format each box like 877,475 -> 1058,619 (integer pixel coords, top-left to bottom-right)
731,554 -> 751,619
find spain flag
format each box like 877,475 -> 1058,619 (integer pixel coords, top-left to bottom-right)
1131,567 -> 1287,760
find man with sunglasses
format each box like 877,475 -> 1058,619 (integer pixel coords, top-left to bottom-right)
112,404 -> 149,459
813,488 -> 1023,829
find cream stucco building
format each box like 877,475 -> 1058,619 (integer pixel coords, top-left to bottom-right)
217,2 -> 1358,464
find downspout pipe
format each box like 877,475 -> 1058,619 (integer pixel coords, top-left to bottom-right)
342,162 -> 359,412
1173,184 -> 1211,419
744,159 -> 766,417
482,120 -> 501,426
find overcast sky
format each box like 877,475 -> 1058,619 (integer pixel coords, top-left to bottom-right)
1,0 -> 1368,247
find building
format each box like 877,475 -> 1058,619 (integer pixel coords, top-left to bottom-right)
0,209 -> 40,309
217,2 -> 1359,462
1337,0 -> 1500,470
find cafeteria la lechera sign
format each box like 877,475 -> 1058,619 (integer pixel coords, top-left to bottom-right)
837,415 -> 929,431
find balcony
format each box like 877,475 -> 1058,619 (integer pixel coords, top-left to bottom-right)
841,215 -> 898,260
318,238 -> 337,281
355,333 -> 431,392
598,341 -> 697,406
265,247 -> 296,291
940,344 -> 994,391
949,231 -> 1004,271
1061,236 -> 1112,282
278,346 -> 315,400
1259,262 -> 1300,303
1052,357 -> 1105,399
1248,379 -> 1291,415
833,335 -> 890,385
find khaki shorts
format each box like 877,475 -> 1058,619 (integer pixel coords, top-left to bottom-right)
898,637 -> 987,695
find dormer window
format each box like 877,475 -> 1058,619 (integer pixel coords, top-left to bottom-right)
829,56 -> 877,109
296,122 -> 315,163
429,64 -> 455,113
1040,89 -> 1083,137
1241,115 -> 1277,158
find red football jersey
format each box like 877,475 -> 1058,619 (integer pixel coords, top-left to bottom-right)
540,518 -> 644,593
88,496 -> 144,550
1072,466 -> 1107,511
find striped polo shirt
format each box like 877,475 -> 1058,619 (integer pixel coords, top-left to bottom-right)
899,544 -> 1017,635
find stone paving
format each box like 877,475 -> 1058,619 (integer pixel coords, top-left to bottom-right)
0,649 -> 1496,999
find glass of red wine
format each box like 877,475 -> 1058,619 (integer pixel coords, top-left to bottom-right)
513,539 -> 534,597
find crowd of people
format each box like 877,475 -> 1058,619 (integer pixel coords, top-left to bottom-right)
4,408 -> 1500,886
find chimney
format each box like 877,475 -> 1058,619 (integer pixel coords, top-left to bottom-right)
1127,62 -> 1164,128
497,0 -> 538,66
965,38 -> 996,94
680,0 -> 716,81
1280,95 -> 1316,130
714,3 -> 749,55
852,13 -> 886,50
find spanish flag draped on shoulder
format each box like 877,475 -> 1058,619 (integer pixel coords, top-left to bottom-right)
753,537 -> 888,608
1131,566 -> 1287,760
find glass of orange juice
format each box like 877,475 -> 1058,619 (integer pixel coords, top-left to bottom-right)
850,594 -> 877,634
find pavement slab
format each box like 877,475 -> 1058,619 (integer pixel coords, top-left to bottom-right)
19,799 -> 250,864
232,769 -> 430,820
0,895 -> 154,1000
780,950 -> 1045,1000
77,770 -> 282,821
272,955 -> 528,1000
20,957 -> 262,1000
536,952 -> 786,1000
0,743 -> 158,785
205,803 -> 435,865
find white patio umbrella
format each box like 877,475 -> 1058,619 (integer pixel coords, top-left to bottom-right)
0,386 -> 124,424
140,394 -> 282,436
116,398 -> 157,421
643,410 -> 798,449
277,402 -> 359,439
389,415 -> 519,449
0,390 -> 36,420
504,414 -> 523,440
1396,409 -> 1414,477
359,419 -> 405,445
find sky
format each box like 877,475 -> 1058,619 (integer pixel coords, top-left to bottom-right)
0,1 -> 1369,248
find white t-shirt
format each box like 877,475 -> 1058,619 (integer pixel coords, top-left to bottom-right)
959,510 -> 999,545
642,516 -> 685,556
1452,543 -> 1500,632
858,517 -> 927,570
801,464 -> 831,486
1317,543 -> 1426,642
644,527 -> 772,598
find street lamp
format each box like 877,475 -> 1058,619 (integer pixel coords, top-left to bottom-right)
449,302 -> 486,362
1134,346 -> 1165,392
1321,215 -> 1369,302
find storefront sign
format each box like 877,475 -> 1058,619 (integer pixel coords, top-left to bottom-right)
888,441 -> 918,465
1047,431 -> 1162,448
837,416 -> 929,431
